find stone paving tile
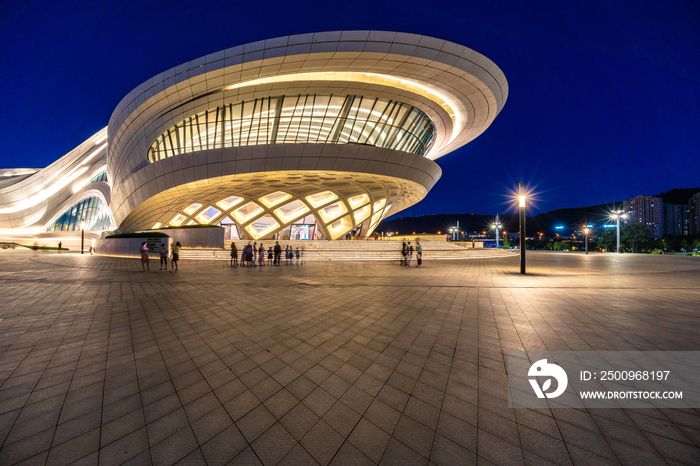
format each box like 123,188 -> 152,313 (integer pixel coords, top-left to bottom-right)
1,250 -> 700,464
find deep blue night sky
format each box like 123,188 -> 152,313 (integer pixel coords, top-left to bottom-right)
1,1 -> 698,216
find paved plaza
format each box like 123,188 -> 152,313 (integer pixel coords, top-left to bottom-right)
0,250 -> 699,465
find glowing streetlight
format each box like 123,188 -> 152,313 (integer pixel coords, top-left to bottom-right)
80,218 -> 86,254
610,210 -> 628,253
519,182 -> 526,274
447,221 -> 460,240
491,213 -> 502,247
584,227 -> 589,255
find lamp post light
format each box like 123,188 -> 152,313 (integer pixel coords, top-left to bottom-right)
610,210 -> 628,253
80,219 -> 86,254
518,182 -> 526,274
491,213 -> 502,248
584,228 -> 589,255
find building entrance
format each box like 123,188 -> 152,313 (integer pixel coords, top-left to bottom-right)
290,223 -> 315,240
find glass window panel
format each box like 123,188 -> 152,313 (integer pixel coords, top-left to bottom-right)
46,197 -> 112,232
147,94 -> 435,160
184,203 -> 202,215
90,171 -> 108,183
346,96 -> 360,119
195,206 -> 221,224
217,196 -> 243,211
357,97 -> 376,121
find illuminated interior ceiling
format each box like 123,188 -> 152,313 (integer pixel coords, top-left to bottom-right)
227,72 -> 459,145
121,170 -> 426,238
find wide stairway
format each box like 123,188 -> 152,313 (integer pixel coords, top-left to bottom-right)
179,240 -> 518,261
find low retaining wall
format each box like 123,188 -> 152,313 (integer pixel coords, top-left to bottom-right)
151,227 -> 224,249
95,237 -> 173,258
94,228 -> 223,257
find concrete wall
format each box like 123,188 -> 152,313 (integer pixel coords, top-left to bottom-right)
96,237 -> 172,257
152,227 -> 224,248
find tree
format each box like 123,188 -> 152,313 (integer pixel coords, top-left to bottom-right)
553,241 -> 571,251
622,224 -> 653,253
692,238 -> 700,252
660,237 -> 674,252
597,230 -> 616,251
503,235 -> 511,248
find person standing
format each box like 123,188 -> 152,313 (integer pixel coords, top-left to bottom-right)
267,246 -> 273,263
401,242 -> 408,266
159,243 -> 169,270
416,240 -> 422,266
230,242 -> 238,267
274,241 -> 282,265
253,242 -> 258,266
170,242 -> 181,271
258,243 -> 265,266
241,242 -> 247,266
408,242 -> 414,267
140,242 -> 151,271
57,241 -> 62,254
295,247 -> 300,264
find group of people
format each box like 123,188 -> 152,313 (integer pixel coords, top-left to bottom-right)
230,241 -> 302,266
401,240 -> 422,266
139,241 -> 180,271
141,240 -> 420,269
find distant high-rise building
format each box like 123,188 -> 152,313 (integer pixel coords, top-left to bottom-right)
623,196 -> 664,239
664,204 -> 687,236
684,204 -> 694,235
690,193 -> 700,235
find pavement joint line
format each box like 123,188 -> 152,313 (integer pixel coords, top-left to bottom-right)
2,273 -> 700,290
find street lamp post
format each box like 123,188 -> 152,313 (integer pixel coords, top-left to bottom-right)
80,219 -> 86,254
492,213 -> 501,248
519,182 -> 526,274
610,210 -> 628,253
584,228 -> 589,255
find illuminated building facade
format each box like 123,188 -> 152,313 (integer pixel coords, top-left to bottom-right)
1,31 -> 507,240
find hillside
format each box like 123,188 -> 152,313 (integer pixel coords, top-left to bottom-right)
653,188 -> 700,205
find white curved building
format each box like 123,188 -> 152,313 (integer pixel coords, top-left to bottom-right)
1,31 -> 507,241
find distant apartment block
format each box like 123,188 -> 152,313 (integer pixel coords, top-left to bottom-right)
691,193 -> 700,235
623,196 -> 664,239
635,192 -> 700,238
664,203 -> 687,236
